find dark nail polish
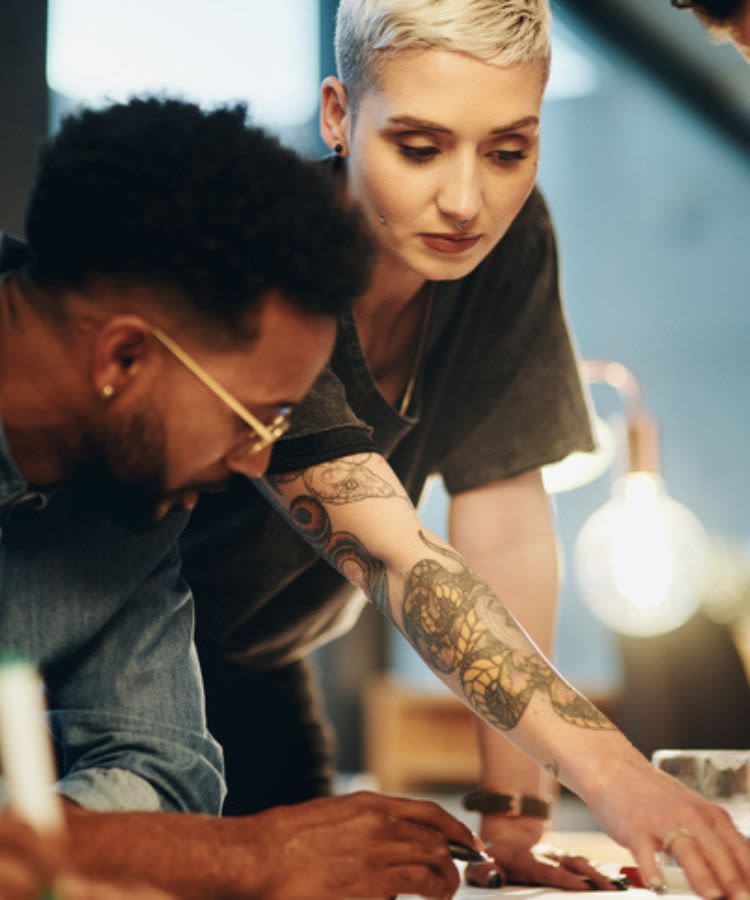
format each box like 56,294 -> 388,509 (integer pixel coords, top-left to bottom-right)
611,878 -> 629,890
584,878 -> 600,890
486,870 -> 503,889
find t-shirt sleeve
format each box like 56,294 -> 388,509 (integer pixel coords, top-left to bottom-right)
436,190 -> 596,495
269,366 -> 375,473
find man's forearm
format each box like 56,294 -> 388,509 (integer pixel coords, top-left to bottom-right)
63,802 -> 269,899
62,791 -> 480,900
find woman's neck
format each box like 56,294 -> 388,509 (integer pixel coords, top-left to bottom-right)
356,248 -> 426,324
352,250 -> 432,407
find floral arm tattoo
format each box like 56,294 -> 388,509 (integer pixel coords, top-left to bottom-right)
266,457 -> 613,734
402,531 -> 613,732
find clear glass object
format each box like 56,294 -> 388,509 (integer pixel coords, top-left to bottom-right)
652,749 -> 750,839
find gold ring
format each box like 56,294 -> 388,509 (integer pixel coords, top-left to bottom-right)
661,827 -> 694,853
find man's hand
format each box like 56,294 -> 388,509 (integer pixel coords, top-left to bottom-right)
464,816 -> 619,891
253,791 -> 479,899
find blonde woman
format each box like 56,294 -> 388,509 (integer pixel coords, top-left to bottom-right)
186,1 -> 750,896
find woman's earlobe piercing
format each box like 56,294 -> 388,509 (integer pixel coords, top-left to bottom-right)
101,384 -> 114,399
378,215 -> 387,226
334,143 -> 344,155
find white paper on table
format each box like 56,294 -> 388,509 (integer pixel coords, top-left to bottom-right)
402,885 -> 697,899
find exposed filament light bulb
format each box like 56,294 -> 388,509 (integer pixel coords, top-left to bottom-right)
572,365 -> 708,637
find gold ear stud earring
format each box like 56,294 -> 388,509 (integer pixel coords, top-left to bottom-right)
101,384 -> 115,399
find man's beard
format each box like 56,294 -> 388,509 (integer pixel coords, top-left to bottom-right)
73,407 -> 170,533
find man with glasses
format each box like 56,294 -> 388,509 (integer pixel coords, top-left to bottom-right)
672,0 -> 750,57
0,96 -> 476,899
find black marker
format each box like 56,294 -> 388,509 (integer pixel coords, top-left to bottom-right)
447,840 -> 494,863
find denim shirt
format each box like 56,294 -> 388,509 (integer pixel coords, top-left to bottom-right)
0,236 -> 225,813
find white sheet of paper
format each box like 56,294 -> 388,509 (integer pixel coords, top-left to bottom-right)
402,881 -> 696,899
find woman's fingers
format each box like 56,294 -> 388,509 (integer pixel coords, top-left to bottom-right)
556,853 -> 624,890
628,836 -> 667,894
668,831 -> 726,900
629,820 -> 750,900
466,847 -> 623,891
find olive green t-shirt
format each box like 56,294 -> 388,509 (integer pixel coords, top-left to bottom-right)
182,187 -> 595,666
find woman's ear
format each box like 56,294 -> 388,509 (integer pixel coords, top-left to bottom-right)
320,76 -> 351,154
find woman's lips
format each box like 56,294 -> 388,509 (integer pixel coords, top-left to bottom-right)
420,233 -> 482,254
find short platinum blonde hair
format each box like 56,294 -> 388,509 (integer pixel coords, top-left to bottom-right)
335,0 -> 551,107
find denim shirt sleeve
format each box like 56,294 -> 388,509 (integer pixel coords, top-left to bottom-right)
47,540 -> 226,814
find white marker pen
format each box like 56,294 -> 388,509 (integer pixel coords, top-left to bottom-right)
0,653 -> 64,834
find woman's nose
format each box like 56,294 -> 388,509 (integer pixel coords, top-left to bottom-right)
437,156 -> 482,226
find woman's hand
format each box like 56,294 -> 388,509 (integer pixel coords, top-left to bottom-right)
582,748 -> 750,900
465,815 -> 620,891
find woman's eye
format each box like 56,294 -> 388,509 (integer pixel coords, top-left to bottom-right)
398,144 -> 439,163
491,149 -> 528,164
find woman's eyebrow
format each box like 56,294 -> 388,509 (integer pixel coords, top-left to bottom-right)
490,115 -> 540,134
387,115 -> 451,133
386,114 -> 540,134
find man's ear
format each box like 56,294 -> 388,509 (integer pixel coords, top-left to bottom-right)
320,76 -> 351,153
90,316 -> 157,401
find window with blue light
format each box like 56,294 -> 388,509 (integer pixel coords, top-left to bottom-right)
46,0 -> 320,131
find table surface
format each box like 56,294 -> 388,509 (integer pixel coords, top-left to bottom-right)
402,831 -> 696,899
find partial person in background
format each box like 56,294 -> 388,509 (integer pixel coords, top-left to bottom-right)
673,0 -> 750,57
185,1 -> 750,897
0,96 -> 476,900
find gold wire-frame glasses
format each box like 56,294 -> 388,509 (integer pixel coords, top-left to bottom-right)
149,325 -> 292,457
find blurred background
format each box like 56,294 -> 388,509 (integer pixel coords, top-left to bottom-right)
3,0 -> 750,797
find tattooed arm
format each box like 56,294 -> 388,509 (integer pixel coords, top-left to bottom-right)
265,453 -> 610,744
262,453 -> 750,899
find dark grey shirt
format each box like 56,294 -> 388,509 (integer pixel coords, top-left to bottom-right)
182,187 -> 594,666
